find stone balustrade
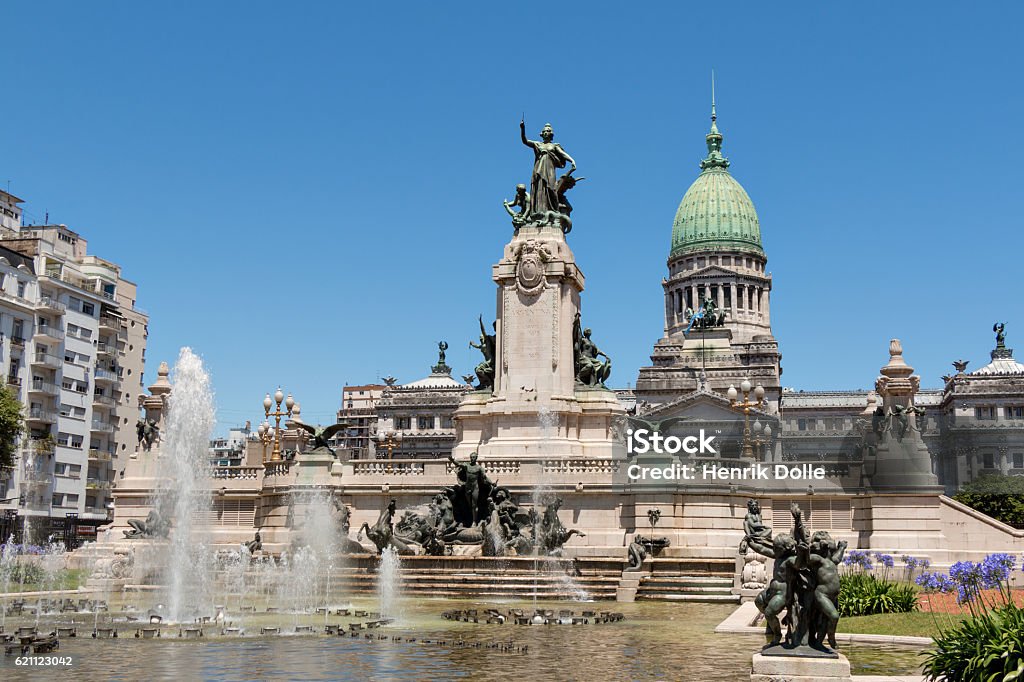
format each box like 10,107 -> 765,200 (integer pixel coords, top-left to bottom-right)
210,466 -> 261,480
353,460 -> 425,476
542,459 -> 619,474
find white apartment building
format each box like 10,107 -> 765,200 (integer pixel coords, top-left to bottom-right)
0,189 -> 147,543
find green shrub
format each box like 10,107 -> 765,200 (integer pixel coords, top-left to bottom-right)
6,562 -> 45,584
921,601 -> 1024,681
838,572 -> 918,617
953,474 -> 1024,529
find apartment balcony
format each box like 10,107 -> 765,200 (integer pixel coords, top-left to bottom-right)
96,342 -> 117,358
27,407 -> 57,425
86,479 -> 112,491
9,335 -> 26,349
98,316 -> 120,333
32,351 -> 61,369
29,378 -> 60,396
88,448 -> 113,462
92,393 -> 116,408
33,325 -> 64,342
25,438 -> 56,457
6,375 -> 22,387
93,367 -> 118,384
36,296 -> 66,314
90,419 -> 116,434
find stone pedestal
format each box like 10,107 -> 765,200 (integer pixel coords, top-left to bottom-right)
454,223 -> 625,461
750,652 -> 851,682
869,339 -> 941,492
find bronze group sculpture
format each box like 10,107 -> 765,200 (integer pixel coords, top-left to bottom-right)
684,296 -> 727,333
352,456 -> 585,558
136,418 -> 160,451
746,501 -> 847,657
515,119 -> 583,234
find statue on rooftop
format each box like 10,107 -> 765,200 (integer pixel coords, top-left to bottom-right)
995,322 -> 1007,349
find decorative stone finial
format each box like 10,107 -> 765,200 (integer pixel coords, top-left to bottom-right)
149,360 -> 172,396
876,339 -> 920,406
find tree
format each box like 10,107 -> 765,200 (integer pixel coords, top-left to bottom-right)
0,385 -> 25,469
953,474 -> 1024,529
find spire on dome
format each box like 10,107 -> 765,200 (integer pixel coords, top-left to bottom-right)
701,70 -> 729,170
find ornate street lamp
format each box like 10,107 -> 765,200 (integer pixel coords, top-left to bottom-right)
375,429 -> 403,460
728,378 -> 765,458
262,388 -> 294,463
750,420 -> 774,459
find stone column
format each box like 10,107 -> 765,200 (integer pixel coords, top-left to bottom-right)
716,283 -> 724,311
691,284 -> 699,311
729,282 -> 737,317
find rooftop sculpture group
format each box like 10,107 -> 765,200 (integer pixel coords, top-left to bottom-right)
744,500 -> 847,656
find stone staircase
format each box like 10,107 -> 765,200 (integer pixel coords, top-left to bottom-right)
623,557 -> 739,604
330,555 -> 622,600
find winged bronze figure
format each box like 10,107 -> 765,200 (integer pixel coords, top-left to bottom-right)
293,421 -> 352,454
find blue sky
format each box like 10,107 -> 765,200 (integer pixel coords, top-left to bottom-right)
4,2 -> 1023,434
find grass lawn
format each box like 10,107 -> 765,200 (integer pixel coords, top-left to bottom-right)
840,611 -> 968,639
2,568 -> 87,593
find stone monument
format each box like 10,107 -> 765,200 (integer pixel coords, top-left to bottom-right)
867,339 -> 941,491
453,119 -> 625,461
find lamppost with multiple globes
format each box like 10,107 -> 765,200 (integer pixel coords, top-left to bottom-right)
262,387 -> 294,463
375,428 -> 403,460
256,420 -> 274,464
727,378 -> 765,458
750,419 -> 774,459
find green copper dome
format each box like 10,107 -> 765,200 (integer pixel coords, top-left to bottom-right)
670,110 -> 764,257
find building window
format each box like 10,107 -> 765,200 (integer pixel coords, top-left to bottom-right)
1014,453 -> 1024,469
418,416 -> 434,430
441,417 -> 454,429
17,281 -> 25,298
395,417 -> 410,430
983,453 -> 995,469
82,302 -> 95,316
798,419 -> 807,431
975,407 -> 996,420
1007,406 -> 1024,419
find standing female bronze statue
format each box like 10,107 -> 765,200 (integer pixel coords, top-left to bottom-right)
520,119 -> 576,216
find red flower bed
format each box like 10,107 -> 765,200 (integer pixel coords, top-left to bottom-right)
919,588 -> 1024,614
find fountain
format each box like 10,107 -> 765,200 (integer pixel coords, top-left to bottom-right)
377,546 -> 401,620
156,348 -> 217,623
